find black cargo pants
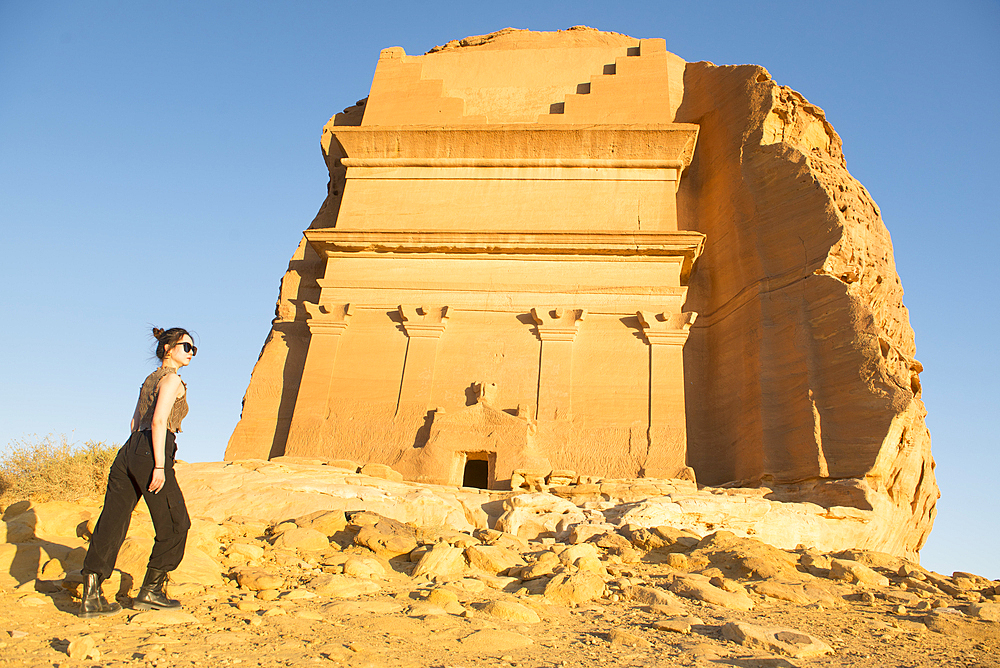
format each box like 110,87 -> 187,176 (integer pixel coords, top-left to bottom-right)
82,429 -> 191,580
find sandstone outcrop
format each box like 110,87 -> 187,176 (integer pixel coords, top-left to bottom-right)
0,454 -> 993,667
225,27 -> 936,560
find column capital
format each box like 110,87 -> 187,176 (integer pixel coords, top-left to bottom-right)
399,305 -> 450,338
531,307 -> 585,342
636,310 -> 697,346
304,302 -> 353,335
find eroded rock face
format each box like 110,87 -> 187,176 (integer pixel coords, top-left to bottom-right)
224,27 -> 936,557
674,61 -> 937,556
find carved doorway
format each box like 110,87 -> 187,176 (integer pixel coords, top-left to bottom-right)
462,452 -> 491,489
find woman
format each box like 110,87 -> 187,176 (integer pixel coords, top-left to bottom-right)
79,327 -> 195,618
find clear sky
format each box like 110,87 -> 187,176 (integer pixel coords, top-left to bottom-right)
1,1 -> 997,579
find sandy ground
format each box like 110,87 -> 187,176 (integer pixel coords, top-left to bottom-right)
1,553 -> 997,668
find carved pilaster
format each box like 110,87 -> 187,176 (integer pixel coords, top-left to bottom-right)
396,306 -> 450,415
286,303 -> 353,451
637,310 -> 697,478
531,308 -> 585,421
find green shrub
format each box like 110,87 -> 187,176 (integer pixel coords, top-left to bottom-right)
0,434 -> 118,505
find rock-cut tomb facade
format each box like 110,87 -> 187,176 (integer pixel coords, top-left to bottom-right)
225,28 -> 937,559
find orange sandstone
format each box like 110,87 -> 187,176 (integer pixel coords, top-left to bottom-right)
226,27 -> 936,559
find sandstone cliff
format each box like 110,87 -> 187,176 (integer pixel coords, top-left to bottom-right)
674,62 -> 936,556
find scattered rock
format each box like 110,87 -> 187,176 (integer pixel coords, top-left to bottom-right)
272,526 -> 330,552
67,635 -> 99,660
425,588 -> 460,606
128,610 -> 201,626
519,551 -> 560,580
353,515 -> 418,558
465,544 -> 524,574
722,621 -> 833,659
621,584 -> 682,610
608,627 -> 650,647
411,544 -> 466,579
688,531 -> 799,580
308,575 -> 380,598
829,558 -> 890,588
342,556 -> 386,579
481,600 -> 540,623
407,602 -> 449,617
543,571 -> 606,606
669,574 -> 755,611
295,509 -> 348,536
652,617 -> 695,634
967,602 -> 1000,622
494,493 -> 586,540
322,600 -> 403,616
236,569 -> 283,591
460,629 -> 533,652
225,543 -> 265,562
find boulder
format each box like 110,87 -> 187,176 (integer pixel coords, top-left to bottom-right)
308,574 -> 381,598
67,635 -> 100,661
465,544 -> 524,574
621,584 -> 684,610
722,621 -> 834,659
352,515 -> 418,558
172,546 -> 225,587
519,551 -> 560,580
272,526 -> 330,552
494,493 -> 586,540
688,531 -> 799,580
295,509 -> 347,536
225,542 -> 265,563
544,571 -> 606,606
342,555 -> 386,579
829,558 -> 890,587
411,544 -> 466,579
236,568 -> 284,591
967,602 -> 1000,622
481,599 -> 540,623
608,628 -> 650,647
669,574 -> 755,611
557,543 -> 600,567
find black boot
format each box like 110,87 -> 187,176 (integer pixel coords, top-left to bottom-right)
78,571 -> 122,618
133,567 -> 181,610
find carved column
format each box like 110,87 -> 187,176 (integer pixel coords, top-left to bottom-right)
286,303 -> 353,451
396,306 -> 449,416
531,308 -> 585,421
637,310 -> 697,478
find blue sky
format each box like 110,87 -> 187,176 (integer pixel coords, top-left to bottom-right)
1,1 -> 997,578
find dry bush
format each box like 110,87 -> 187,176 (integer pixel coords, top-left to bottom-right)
0,434 -> 118,505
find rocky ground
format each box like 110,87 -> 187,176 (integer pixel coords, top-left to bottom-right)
0,461 -> 997,667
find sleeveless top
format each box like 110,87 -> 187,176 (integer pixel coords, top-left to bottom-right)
136,367 -> 189,433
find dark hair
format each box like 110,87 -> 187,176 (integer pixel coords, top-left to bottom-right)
152,327 -> 192,360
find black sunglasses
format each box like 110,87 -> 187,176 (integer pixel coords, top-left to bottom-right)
176,342 -> 198,356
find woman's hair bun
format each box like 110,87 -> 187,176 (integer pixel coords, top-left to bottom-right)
152,327 -> 165,340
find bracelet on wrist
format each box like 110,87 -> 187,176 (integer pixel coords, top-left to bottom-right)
154,467 -> 164,469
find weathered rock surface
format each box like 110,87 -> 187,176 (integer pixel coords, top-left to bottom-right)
722,621 -> 834,659
225,26 -> 937,563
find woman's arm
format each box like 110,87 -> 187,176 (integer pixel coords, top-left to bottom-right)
148,373 -> 182,493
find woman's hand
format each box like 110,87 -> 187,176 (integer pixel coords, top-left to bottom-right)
149,468 -> 166,494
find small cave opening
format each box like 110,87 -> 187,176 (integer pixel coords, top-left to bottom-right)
462,456 -> 490,489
